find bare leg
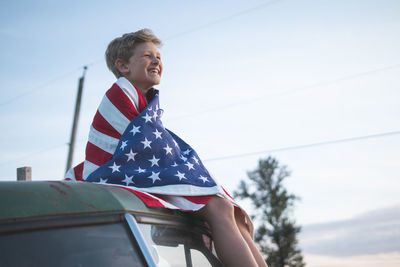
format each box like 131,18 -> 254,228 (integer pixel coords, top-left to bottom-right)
234,208 -> 268,267
196,196 -> 258,267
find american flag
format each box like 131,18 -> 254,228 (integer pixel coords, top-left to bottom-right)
65,77 -> 229,210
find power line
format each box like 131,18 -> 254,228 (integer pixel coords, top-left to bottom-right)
0,137 -> 88,167
0,143 -> 68,167
3,2 -> 399,167
273,63 -> 400,97
2,130 -> 399,167
204,130 -> 400,162
168,63 -> 400,121
0,1 -> 283,108
164,0 -> 284,41
0,67 -> 85,108
61,1 -> 285,66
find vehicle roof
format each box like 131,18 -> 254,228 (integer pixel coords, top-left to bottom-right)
0,181 -> 180,222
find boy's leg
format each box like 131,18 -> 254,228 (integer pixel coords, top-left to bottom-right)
196,196 -> 258,267
234,208 -> 268,267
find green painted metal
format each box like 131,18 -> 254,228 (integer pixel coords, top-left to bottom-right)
0,181 -> 176,222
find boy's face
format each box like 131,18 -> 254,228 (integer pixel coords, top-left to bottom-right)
122,42 -> 163,94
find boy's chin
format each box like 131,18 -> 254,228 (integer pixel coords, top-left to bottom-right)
151,79 -> 161,86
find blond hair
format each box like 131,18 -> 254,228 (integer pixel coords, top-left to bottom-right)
105,29 -> 162,78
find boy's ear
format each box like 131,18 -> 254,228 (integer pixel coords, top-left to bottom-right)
115,58 -> 129,74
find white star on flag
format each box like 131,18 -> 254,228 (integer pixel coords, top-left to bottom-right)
136,167 -> 146,173
109,162 -> 121,173
148,155 -> 160,167
99,178 -> 108,184
185,162 -> 195,170
153,129 -> 162,139
183,149 -> 191,155
192,156 -> 200,164
148,171 -> 161,183
130,125 -> 141,136
141,137 -> 152,149
173,139 -> 179,148
152,110 -> 158,120
199,175 -> 209,183
142,113 -> 152,123
125,149 -> 137,162
180,155 -> 187,162
175,171 -> 187,181
120,140 -> 128,150
163,144 -> 172,155
122,174 -> 134,185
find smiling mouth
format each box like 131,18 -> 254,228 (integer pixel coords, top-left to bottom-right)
149,69 -> 160,75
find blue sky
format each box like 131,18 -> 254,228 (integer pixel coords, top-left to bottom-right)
1,0 -> 399,264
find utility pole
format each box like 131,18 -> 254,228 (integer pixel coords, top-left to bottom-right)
66,66 -> 87,173
17,166 -> 32,181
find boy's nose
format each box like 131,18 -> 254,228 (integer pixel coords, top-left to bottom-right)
151,56 -> 160,64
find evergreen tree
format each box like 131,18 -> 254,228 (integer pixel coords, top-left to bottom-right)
234,156 -> 305,267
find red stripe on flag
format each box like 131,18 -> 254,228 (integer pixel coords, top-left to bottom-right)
118,186 -> 167,208
85,142 -> 113,166
182,195 -> 211,204
222,187 -> 234,200
106,84 -> 139,120
74,162 -> 84,181
92,111 -> 122,139
136,88 -> 147,112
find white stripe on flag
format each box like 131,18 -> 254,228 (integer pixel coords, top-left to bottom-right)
65,168 -> 76,181
98,95 -> 131,135
82,160 -> 100,180
161,195 -> 206,211
102,184 -> 179,209
133,191 -> 178,209
88,126 -> 119,154
116,77 -> 139,110
118,183 -> 221,196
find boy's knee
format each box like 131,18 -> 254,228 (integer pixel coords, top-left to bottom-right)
204,196 -> 235,218
234,207 -> 251,234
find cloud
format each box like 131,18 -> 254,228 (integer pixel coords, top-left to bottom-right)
299,205 -> 400,256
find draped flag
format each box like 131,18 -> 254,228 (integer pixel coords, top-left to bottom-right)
86,90 -> 223,196
65,78 -> 228,211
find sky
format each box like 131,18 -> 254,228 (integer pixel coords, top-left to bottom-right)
1,0 -> 399,265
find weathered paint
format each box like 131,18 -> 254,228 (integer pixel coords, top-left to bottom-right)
0,181 -> 179,222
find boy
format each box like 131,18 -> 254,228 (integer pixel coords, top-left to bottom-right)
66,29 -> 267,267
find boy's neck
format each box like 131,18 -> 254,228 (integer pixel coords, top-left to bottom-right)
124,78 -> 151,98
117,76 -> 155,103
138,87 -> 151,97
